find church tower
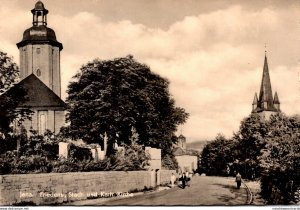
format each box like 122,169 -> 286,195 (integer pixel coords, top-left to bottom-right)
11,1 -> 66,135
16,1 -> 63,97
252,53 -> 280,120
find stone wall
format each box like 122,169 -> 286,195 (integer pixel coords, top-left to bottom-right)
160,170 -> 176,185
0,171 -> 153,205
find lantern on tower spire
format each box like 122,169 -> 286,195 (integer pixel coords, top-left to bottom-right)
31,1 -> 48,26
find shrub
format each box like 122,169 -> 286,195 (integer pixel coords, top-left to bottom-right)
41,142 -> 59,160
11,155 -> 51,174
68,143 -> 92,161
18,130 -> 59,160
0,135 -> 18,154
105,142 -> 150,171
0,129 -> 152,174
162,154 -> 178,170
0,150 -> 18,174
51,157 -> 84,173
260,168 -> 297,204
83,160 -> 109,172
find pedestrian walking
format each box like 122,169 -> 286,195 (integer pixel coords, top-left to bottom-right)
177,173 -> 182,187
226,165 -> 230,177
179,172 -> 187,189
235,172 -> 242,189
170,173 -> 176,187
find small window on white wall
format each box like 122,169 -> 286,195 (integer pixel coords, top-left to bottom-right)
36,48 -> 41,54
38,111 -> 47,135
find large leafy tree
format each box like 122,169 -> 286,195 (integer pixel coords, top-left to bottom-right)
200,112 -> 300,204
64,56 -> 188,155
200,115 -> 267,178
0,51 -> 29,136
259,114 -> 300,204
231,114 -> 269,178
201,134 -> 236,176
230,113 -> 300,204
235,114 -> 268,159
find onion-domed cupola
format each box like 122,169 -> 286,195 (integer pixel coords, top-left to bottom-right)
16,1 -> 63,97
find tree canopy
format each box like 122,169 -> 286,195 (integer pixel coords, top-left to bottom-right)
201,133 -> 237,176
201,113 -> 300,204
0,51 -> 29,136
258,114 -> 300,204
64,56 -> 189,155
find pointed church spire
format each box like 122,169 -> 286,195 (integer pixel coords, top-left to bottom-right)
258,53 -> 275,110
252,92 -> 258,105
273,91 -> 280,111
252,50 -> 281,119
273,92 -> 279,103
252,92 -> 258,112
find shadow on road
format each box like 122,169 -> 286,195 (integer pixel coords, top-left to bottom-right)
213,183 -> 238,190
212,183 -> 246,204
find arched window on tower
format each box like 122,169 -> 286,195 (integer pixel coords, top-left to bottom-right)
36,69 -> 41,77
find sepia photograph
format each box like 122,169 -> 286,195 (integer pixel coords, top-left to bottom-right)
0,0 -> 300,208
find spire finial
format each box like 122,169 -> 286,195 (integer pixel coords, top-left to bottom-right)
265,43 -> 267,55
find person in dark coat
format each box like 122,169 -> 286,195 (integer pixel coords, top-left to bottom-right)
180,172 -> 187,189
236,172 -> 242,189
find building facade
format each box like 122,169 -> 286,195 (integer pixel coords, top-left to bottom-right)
252,53 -> 280,120
173,135 -> 198,173
173,147 -> 198,173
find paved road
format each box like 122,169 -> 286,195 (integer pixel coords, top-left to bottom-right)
83,176 -> 248,205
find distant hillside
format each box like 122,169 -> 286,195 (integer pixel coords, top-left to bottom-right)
186,141 -> 209,152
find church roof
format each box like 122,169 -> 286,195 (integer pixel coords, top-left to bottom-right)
273,91 -> 280,104
17,1 -> 62,50
253,54 -> 280,113
4,74 -> 66,109
173,147 -> 198,156
33,1 -> 46,11
17,26 -> 63,50
258,55 -> 274,108
173,147 -> 185,156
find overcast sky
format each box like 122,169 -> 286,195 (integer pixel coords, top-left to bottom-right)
0,0 -> 299,142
